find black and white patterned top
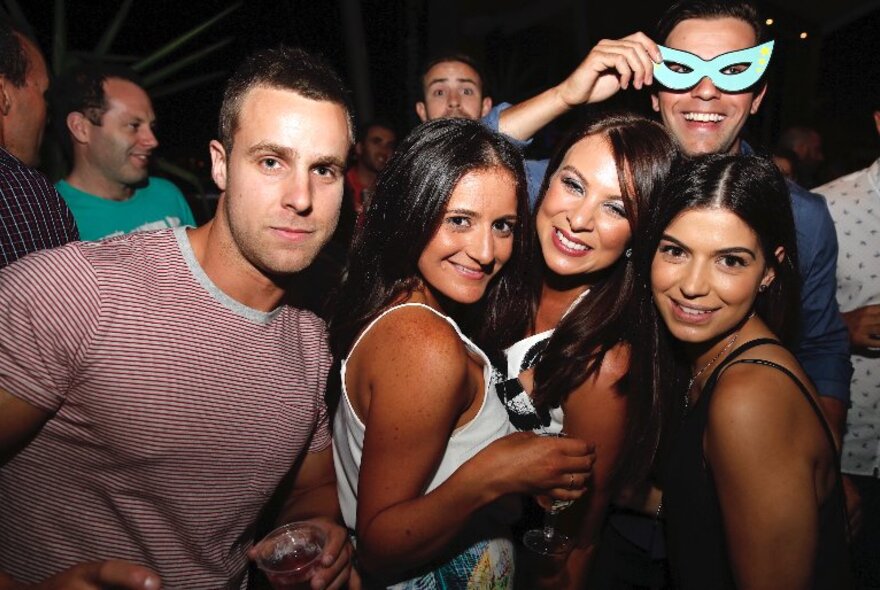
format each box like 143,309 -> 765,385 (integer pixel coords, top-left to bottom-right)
496,289 -> 590,434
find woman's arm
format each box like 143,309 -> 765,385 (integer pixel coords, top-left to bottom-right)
354,310 -> 592,577
705,364 -> 823,590
524,343 -> 631,589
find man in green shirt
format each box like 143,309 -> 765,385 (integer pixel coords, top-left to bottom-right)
52,65 -> 194,240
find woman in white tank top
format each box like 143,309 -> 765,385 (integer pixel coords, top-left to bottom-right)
328,119 -> 594,588
496,113 -> 679,588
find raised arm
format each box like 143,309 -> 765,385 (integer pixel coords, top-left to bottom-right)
353,310 -> 592,578
498,33 -> 661,142
705,364 -> 831,590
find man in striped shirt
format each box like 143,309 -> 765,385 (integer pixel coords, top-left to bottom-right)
0,47 -> 356,589
0,19 -> 78,267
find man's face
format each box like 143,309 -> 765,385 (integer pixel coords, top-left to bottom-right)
85,78 -> 158,187
356,124 -> 396,174
210,87 -> 350,277
416,60 -> 492,122
2,35 -> 49,166
651,17 -> 767,156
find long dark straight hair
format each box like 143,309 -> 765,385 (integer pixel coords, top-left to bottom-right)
530,112 -> 679,488
632,153 -> 801,466
329,118 -> 533,364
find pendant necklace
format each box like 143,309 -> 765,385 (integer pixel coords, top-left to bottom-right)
684,330 -> 740,413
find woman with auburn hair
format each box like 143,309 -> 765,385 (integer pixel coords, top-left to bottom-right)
497,112 -> 678,588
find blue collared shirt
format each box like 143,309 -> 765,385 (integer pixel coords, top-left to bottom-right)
741,141 -> 852,403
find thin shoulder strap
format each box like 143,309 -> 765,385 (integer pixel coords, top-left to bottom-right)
724,357 -> 841,465
706,338 -> 839,464
702,337 -> 780,392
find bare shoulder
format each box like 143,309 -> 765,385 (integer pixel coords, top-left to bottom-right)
352,305 -> 470,394
570,342 -> 630,399
564,342 -> 630,420
710,347 -> 811,415
706,352 -> 815,453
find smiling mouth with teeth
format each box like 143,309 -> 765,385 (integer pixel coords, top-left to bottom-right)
678,303 -> 713,316
683,112 -> 725,123
555,229 -> 589,252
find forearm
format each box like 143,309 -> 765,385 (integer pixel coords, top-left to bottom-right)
497,85 -> 571,142
278,480 -> 341,526
357,460 -> 496,576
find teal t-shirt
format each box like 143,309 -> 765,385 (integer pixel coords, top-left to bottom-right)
56,177 -> 196,241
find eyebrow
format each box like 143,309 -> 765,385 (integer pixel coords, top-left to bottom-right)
247,142 -> 293,158
660,234 -> 758,258
559,165 -> 623,200
426,77 -> 479,87
446,207 -> 479,217
446,208 -> 518,221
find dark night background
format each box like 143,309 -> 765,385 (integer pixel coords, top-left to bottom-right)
18,0 -> 880,216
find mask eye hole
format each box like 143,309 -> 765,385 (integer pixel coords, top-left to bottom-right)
664,61 -> 693,74
720,62 -> 750,75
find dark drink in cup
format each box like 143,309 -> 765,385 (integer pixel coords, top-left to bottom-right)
253,522 -> 326,590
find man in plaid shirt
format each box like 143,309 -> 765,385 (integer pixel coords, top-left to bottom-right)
0,19 -> 78,268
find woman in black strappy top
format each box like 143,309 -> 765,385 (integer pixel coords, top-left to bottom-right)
636,154 -> 852,589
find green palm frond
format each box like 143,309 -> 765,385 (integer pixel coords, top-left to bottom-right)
93,0 -> 134,57
141,37 -> 234,87
150,71 -> 228,100
52,0 -> 66,74
132,2 -> 242,72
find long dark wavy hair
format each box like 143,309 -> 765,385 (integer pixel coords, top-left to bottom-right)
530,112 -> 678,488
632,153 -> 801,467
329,117 -> 533,365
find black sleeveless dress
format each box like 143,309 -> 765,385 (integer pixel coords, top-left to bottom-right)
663,338 -> 852,589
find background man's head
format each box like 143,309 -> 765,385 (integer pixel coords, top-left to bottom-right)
211,46 -> 353,276
355,121 -> 396,175
0,20 -> 49,166
416,54 -> 492,122
778,125 -> 824,168
53,65 -> 157,189
652,0 -> 769,156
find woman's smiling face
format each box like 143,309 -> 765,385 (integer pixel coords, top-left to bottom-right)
536,134 -> 632,279
651,207 -> 776,344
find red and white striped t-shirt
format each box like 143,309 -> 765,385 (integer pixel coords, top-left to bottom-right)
0,228 -> 331,589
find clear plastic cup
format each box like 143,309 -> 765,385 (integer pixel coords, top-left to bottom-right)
253,522 -> 326,589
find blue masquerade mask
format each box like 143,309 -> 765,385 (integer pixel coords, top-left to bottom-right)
653,41 -> 774,92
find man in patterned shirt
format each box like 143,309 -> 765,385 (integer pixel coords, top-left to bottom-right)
817,102 -> 880,588
0,19 -> 78,267
0,46 -> 356,589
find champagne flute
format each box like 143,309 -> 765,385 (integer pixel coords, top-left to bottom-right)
522,431 -> 574,555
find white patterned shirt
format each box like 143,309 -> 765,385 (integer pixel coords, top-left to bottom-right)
818,158 -> 880,477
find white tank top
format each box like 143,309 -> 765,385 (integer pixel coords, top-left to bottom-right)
333,303 -> 515,532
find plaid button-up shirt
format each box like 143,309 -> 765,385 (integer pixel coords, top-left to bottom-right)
0,146 -> 78,268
